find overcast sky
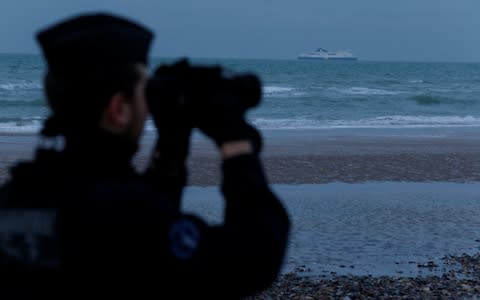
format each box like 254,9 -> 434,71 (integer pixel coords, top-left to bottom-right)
0,0 -> 479,62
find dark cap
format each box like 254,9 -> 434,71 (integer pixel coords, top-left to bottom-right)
37,13 -> 153,77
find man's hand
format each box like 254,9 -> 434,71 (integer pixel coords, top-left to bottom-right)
195,91 -> 263,154
221,140 -> 253,159
146,73 -> 192,176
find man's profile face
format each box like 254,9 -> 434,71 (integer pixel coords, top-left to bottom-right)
125,64 -> 149,143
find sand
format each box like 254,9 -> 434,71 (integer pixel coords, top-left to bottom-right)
3,130 -> 480,185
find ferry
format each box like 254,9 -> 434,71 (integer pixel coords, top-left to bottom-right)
298,48 -> 358,60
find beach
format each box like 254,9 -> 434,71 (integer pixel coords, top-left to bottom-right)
2,128 -> 480,298
168,128 -> 480,186
4,128 -> 480,185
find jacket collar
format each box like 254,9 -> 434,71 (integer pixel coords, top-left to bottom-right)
37,129 -> 139,178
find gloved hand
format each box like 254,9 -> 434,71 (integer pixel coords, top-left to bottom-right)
147,59 -> 263,157
146,64 -> 193,174
195,92 -> 263,154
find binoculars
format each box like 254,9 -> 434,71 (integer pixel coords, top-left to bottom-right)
145,59 -> 262,121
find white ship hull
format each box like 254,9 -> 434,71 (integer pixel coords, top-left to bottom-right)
298,48 -> 358,60
298,56 -> 358,60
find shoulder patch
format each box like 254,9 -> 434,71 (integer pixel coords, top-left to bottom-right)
168,217 -> 201,260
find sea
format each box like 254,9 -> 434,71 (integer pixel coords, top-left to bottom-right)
1,53 -> 480,136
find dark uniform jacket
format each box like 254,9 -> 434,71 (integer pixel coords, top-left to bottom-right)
0,130 -> 290,299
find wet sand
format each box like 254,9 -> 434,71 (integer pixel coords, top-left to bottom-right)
157,129 -> 480,186
2,130 -> 480,184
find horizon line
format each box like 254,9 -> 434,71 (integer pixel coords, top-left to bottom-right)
1,51 -> 479,64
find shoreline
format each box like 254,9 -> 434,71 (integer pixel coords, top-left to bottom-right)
2,129 -> 480,185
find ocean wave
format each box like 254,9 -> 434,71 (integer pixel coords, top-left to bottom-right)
329,116 -> 480,128
263,86 -> 305,97
251,118 -> 324,130
0,98 -> 46,106
408,79 -> 430,84
0,120 -> 42,133
249,116 -> 480,130
327,87 -> 400,96
263,86 -> 294,94
0,82 -> 42,91
371,79 -> 402,85
4,115 -> 480,134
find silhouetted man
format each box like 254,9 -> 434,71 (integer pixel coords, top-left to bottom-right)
0,12 -> 289,299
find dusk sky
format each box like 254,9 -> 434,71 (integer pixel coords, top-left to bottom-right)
0,0 -> 479,62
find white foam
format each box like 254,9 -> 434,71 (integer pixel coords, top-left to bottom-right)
4,115 -> 479,134
252,118 -> 324,130
262,86 -> 306,97
263,86 -> 294,94
340,115 -> 480,128
0,120 -> 42,133
328,86 -> 400,96
0,82 -> 42,91
251,115 -> 480,130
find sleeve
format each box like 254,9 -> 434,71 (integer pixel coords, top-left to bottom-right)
74,153 -> 289,299
143,150 -> 187,210
163,154 -> 290,299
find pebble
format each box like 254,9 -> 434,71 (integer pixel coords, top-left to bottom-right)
247,252 -> 480,300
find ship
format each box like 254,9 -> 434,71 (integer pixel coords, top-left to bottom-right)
298,48 -> 358,60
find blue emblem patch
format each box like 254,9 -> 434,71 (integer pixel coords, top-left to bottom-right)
168,217 -> 201,260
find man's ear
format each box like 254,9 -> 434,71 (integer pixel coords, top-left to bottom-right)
101,93 -> 132,131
